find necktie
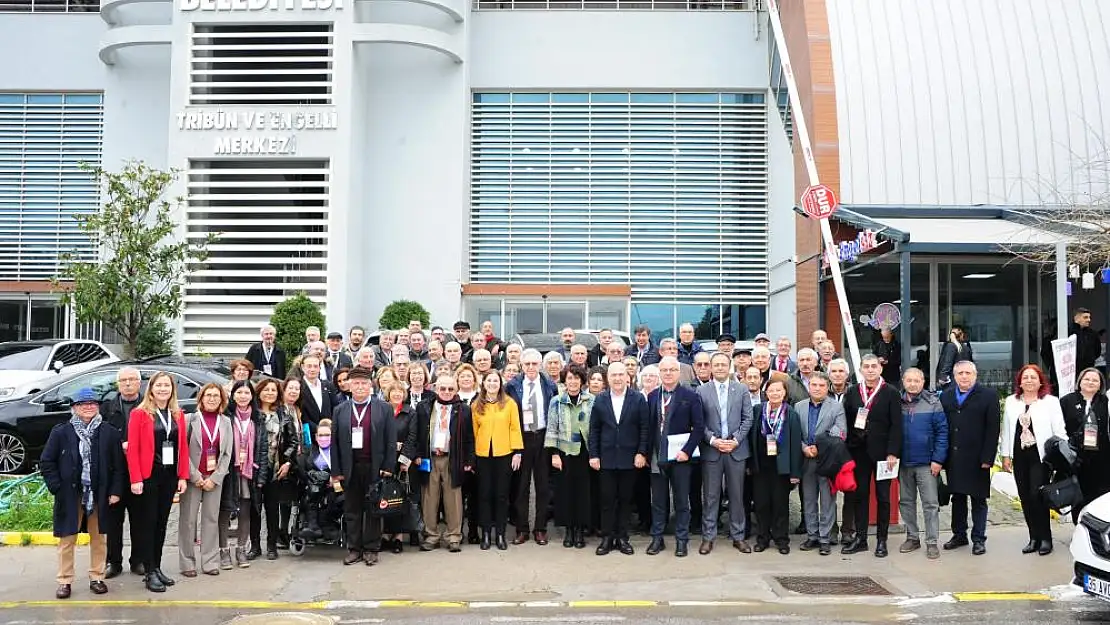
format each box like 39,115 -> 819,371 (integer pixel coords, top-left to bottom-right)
528,381 -> 539,430
718,383 -> 728,436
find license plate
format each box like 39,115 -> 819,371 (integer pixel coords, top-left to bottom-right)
1084,574 -> 1110,601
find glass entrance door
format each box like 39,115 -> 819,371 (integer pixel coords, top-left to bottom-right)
504,301 -> 544,335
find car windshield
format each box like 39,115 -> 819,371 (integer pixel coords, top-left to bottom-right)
0,345 -> 51,371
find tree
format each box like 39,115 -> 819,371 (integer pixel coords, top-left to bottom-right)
136,317 -> 175,358
52,161 -> 216,359
379,300 -> 430,331
271,293 -> 326,358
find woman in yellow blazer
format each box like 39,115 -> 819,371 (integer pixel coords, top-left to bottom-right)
473,369 -> 524,551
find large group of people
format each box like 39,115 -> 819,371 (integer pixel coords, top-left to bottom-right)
39,315 -> 1110,600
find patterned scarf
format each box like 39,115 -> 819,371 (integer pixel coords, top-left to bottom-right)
70,413 -> 102,513
1019,402 -> 1036,449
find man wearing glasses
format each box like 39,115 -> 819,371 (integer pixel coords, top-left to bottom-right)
690,352 -> 713,387
100,368 -> 144,578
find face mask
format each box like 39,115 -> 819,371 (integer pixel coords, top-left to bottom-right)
317,436 -> 331,449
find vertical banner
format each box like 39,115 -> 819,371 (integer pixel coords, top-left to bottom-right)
1051,335 -> 1077,397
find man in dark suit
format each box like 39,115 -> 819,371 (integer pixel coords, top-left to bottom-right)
299,354 -> 335,426
505,348 -> 558,545
697,352 -> 754,555
324,331 -> 354,381
332,367 -> 396,566
589,361 -> 650,556
645,357 -> 704,557
245,325 -> 286,379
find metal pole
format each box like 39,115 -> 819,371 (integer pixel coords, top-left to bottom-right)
899,249 -> 912,373
765,0 -> 863,379
1056,241 -> 1068,341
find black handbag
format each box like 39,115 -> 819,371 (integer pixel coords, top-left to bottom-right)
367,476 -> 408,517
1040,475 -> 1083,511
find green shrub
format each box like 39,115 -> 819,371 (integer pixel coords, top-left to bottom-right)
136,317 -> 176,358
0,489 -> 54,532
379,300 -> 430,331
271,293 -> 326,358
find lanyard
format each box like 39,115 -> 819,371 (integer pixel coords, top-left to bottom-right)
319,448 -> 332,469
859,378 -> 885,410
236,416 -> 251,437
263,345 -> 272,363
199,414 -> 219,445
763,403 -> 784,437
157,409 -> 172,434
353,403 -> 369,428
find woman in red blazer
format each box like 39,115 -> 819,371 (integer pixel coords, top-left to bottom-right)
126,371 -> 189,594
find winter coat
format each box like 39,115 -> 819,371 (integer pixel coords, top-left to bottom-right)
935,341 -> 973,389
815,433 -> 852,479
40,420 -> 125,537
1061,391 -> 1110,502
220,407 -> 271,512
900,390 -> 949,468
939,384 -> 1000,499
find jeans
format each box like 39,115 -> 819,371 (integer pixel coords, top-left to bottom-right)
950,493 -> 988,543
898,465 -> 940,545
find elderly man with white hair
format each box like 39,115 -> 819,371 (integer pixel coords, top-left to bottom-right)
246,325 -> 286,379
302,326 -> 321,355
506,348 -> 559,545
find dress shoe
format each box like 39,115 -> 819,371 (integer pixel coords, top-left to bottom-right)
752,542 -> 767,553
130,563 -> 146,576
1022,539 -> 1038,554
926,544 -> 940,560
89,580 -> 108,595
56,584 -> 71,599
246,547 -> 262,561
496,531 -> 508,551
534,530 -> 549,546
778,545 -> 791,555
389,538 -> 403,554
512,532 -> 529,545
819,543 -> 831,556
153,568 -> 175,586
468,530 -> 481,545
563,529 -> 574,548
792,522 -> 807,535
574,528 -> 587,550
419,542 -> 436,552
481,529 -> 492,551
343,550 -> 363,565
646,537 -> 665,555
104,563 -> 123,579
266,548 -> 279,560
448,543 -> 462,553
840,531 -> 855,546
675,540 -> 688,557
364,552 -> 379,566
943,535 -> 969,550
799,538 -> 820,551
1038,540 -> 1053,556
733,540 -> 752,554
144,573 -> 166,593
181,570 -> 198,578
596,538 -> 613,555
617,539 -> 635,555
900,538 -> 921,553
276,538 -> 290,550
203,569 -> 220,576
874,540 -> 888,558
971,541 -> 986,556
699,540 -> 714,555
841,537 -> 868,555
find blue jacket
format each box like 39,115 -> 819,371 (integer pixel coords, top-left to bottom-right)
506,374 -> 558,433
900,390 -> 949,468
625,342 -> 661,366
675,341 -> 703,366
647,384 -> 704,461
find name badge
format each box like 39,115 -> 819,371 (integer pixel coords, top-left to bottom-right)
161,441 -> 175,466
766,439 -> 778,456
263,364 -> 273,376
332,480 -> 343,493
205,449 -> 217,473
1085,423 -> 1099,450
433,431 -> 447,451
855,408 -> 869,430
237,447 -> 247,467
352,426 -> 364,449
522,408 -> 534,429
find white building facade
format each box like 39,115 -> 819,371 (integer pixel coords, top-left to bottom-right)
1,0 -> 793,357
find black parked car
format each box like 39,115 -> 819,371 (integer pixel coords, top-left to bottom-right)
0,357 -> 229,474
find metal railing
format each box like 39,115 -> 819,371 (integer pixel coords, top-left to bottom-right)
0,0 -> 98,11
473,0 -> 759,10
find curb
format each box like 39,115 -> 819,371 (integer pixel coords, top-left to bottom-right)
0,532 -> 87,546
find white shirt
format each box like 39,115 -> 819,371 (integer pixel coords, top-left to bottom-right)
432,401 -> 452,451
306,378 -> 323,409
611,389 -> 626,424
523,376 -> 547,430
1001,395 -> 1068,462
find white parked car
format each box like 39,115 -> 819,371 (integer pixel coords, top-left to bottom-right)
1072,492 -> 1110,602
0,340 -> 119,401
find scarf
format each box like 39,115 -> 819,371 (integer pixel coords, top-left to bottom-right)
1019,401 -> 1036,449
234,407 -> 256,480
70,414 -> 102,513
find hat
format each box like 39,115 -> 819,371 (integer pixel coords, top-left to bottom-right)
348,366 -> 373,380
754,332 -> 771,343
716,333 -> 737,344
453,320 -> 471,330
326,331 -> 343,340
735,348 -> 753,356
71,387 -> 99,405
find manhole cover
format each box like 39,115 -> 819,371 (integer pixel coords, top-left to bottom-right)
775,575 -> 891,596
225,613 -> 334,625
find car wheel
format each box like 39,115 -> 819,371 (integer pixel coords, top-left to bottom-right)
0,431 -> 28,474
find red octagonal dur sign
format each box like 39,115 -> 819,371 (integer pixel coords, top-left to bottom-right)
800,184 -> 839,220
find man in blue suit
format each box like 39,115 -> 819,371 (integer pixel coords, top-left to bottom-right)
589,362 -> 650,556
646,357 -> 705,557
505,348 -> 558,545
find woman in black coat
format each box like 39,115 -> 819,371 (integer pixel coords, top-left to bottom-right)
40,388 -> 125,599
383,381 -> 419,551
219,381 -> 271,569
873,329 -> 902,386
1061,367 -> 1110,522
935,326 -> 973,391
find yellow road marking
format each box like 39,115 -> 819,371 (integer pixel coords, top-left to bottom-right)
952,592 -> 1051,602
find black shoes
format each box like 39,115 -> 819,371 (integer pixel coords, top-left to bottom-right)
943,535 -> 969,550
563,529 -> 574,548
468,530 -> 482,545
840,531 -> 855,546
799,539 -> 820,551
874,540 -> 888,558
89,580 -> 108,595
972,541 -> 986,556
391,538 -> 404,554
596,538 -> 613,556
130,563 -> 146,576
56,584 -> 71,599
496,530 -> 508,551
778,545 -> 790,555
574,528 -> 586,550
818,543 -> 831,556
246,548 -> 261,561
144,573 -> 166,593
841,537 -> 868,555
617,538 -> 635,556
1022,539 -> 1038,554
1038,540 -> 1053,556
266,548 -> 279,560
152,568 -> 175,587
675,540 -> 688,558
646,537 -> 665,556
481,529 -> 492,551
104,563 -> 123,579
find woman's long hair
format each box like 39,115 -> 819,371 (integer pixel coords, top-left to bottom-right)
227,379 -> 259,415
137,371 -> 181,418
473,369 -> 508,415
255,378 -> 282,413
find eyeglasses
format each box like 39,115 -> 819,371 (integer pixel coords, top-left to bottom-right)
694,362 -> 710,367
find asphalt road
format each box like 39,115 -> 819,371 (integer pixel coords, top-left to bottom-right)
2,599 -> 1110,625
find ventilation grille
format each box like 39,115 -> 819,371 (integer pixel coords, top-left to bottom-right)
183,159 -> 329,357
190,23 -> 334,106
0,93 -> 103,281
470,91 -> 769,304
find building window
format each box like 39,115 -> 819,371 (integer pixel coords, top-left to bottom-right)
470,91 -> 770,306
0,0 -> 98,12
471,0 -> 760,10
0,92 -> 103,281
